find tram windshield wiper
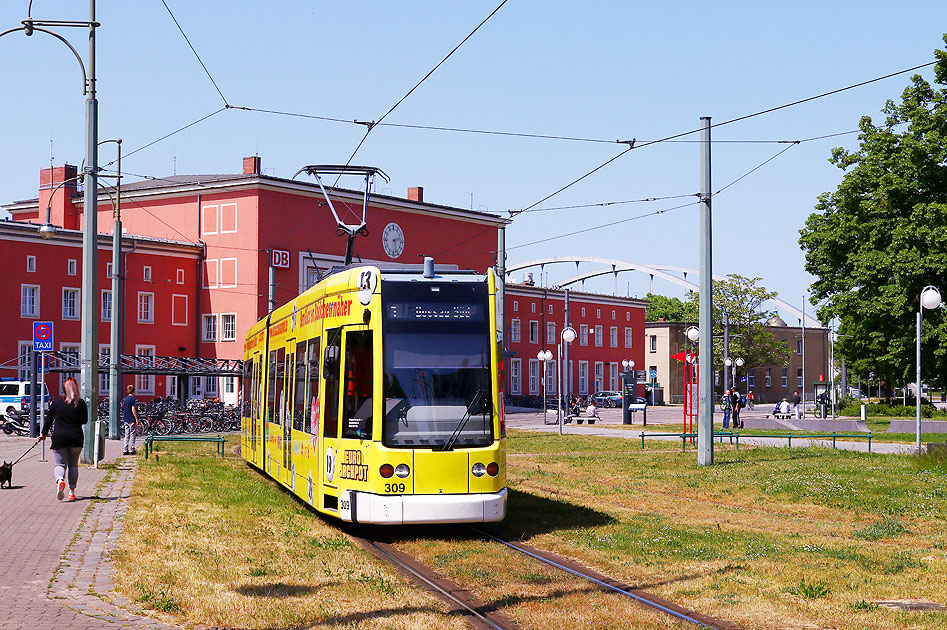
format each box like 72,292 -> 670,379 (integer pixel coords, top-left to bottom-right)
440,387 -> 487,451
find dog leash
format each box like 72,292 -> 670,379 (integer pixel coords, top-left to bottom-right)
10,439 -> 41,467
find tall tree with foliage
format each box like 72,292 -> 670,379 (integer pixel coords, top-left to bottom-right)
645,293 -> 695,322
799,36 -> 947,394
684,275 -> 791,380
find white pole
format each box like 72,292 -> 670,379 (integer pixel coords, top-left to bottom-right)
917,308 -> 922,454
557,344 -> 563,436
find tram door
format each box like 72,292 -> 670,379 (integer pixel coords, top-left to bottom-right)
321,327 -> 343,504
282,342 -> 295,488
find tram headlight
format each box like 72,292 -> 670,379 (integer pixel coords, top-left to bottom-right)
380,464 -> 394,479
486,462 -> 499,477
394,464 -> 410,478
471,462 -> 486,477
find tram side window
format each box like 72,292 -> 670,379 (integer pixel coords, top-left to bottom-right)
251,358 -> 260,424
323,328 -> 342,439
342,331 -> 374,439
267,350 -> 278,423
293,341 -> 307,431
305,337 -> 321,433
274,347 -> 286,425
241,359 -> 252,418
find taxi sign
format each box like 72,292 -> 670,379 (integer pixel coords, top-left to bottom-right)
33,321 -> 54,352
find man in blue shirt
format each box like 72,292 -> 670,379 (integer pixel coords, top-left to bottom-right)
122,384 -> 138,455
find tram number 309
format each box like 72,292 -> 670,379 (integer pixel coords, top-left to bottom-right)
384,482 -> 406,493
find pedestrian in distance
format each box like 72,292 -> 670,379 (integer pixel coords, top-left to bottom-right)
792,391 -> 802,419
778,397 -> 791,415
122,384 -> 138,455
38,377 -> 87,502
731,387 -> 743,428
722,388 -> 731,429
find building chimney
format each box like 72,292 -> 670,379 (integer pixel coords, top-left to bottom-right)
38,164 -> 79,229
407,186 -> 423,202
243,156 -> 261,175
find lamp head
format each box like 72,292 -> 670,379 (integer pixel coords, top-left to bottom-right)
38,223 -> 57,240
561,327 -> 576,343
735,357 -> 745,367
921,285 -> 942,310
724,357 -> 732,367
685,326 -> 699,342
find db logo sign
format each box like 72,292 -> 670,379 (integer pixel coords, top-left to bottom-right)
271,249 -> 290,269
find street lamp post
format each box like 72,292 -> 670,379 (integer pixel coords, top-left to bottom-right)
537,349 -> 552,426
557,327 -> 576,436
917,286 -> 942,454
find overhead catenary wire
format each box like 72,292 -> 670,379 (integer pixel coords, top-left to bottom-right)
104,107 -> 228,166
160,0 -> 228,106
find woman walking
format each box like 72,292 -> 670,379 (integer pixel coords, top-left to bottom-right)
38,377 -> 88,501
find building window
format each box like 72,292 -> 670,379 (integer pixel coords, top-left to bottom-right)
548,304 -> 553,314
612,310 -> 616,320
224,377 -> 236,394
62,288 -> 80,320
510,319 -> 521,343
221,314 -> 237,341
99,345 -> 110,394
649,335 -> 657,353
610,326 -> 618,347
135,346 -> 155,394
596,309 -> 601,318
18,342 -> 32,380
594,362 -> 604,392
626,312 -> 630,321
101,290 -> 112,322
67,259 -> 77,275
797,368 -> 803,388
531,302 -> 536,313
106,262 -> 113,278
581,308 -> 586,317
609,363 -> 619,390
625,327 -> 633,348
204,377 -> 218,397
190,376 -> 202,398
529,320 -> 539,344
27,255 -> 36,272
513,301 -> 518,312
510,359 -> 521,394
143,266 -> 152,282
580,324 -> 589,346
21,285 -> 40,318
528,359 -> 540,394
202,314 -> 218,342
546,322 -> 556,344
781,368 -> 788,387
545,361 -> 556,394
797,339 -> 803,354
649,365 -> 658,383
594,325 -> 603,347
765,369 -> 772,387
748,370 -> 755,387
579,361 -> 589,394
177,268 -> 185,284
137,292 -> 154,323
60,344 -> 80,388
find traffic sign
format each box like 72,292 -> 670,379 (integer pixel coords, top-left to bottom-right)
740,376 -> 747,382
35,354 -> 50,374
649,369 -> 657,379
33,321 -> 54,352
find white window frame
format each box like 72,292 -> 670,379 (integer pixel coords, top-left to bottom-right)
765,369 -> 772,387
581,308 -> 586,316
531,302 -> 536,313
221,313 -> 237,341
219,203 -> 238,234
204,376 -> 219,397
143,266 -> 152,282
18,342 -> 32,380
137,292 -> 154,323
513,301 -> 518,312
748,370 -> 756,387
101,289 -> 112,322
596,309 -> 601,318
625,327 -> 633,348
21,284 -> 40,318
224,377 -> 236,394
136,345 -> 156,394
797,368 -> 803,388
594,361 -> 604,392
202,314 -> 218,342
548,304 -> 553,314
610,326 -> 618,348
528,359 -> 540,395
26,255 -> 36,272
781,368 -> 788,387
609,363 -> 619,390
797,340 -> 803,354
67,259 -> 77,275
580,324 -> 589,346
203,259 -> 219,289
594,325 -> 603,347
546,322 -> 556,345
171,294 -> 188,326
612,310 -> 616,320
510,319 -> 521,343
60,343 -> 80,389
578,361 -> 589,395
202,204 -> 219,235
626,312 -> 630,321
176,268 -> 185,284
106,262 -> 113,278
510,359 -> 521,394
62,287 -> 80,320
166,376 -> 178,399
545,361 -> 556,394
219,258 -> 238,288
649,335 -> 657,353
98,344 -> 110,394
529,320 -> 539,344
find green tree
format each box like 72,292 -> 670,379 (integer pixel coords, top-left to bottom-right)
799,36 -> 947,394
645,292 -> 695,322
684,275 -> 790,382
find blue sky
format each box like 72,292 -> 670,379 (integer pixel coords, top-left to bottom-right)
1,1 -> 945,322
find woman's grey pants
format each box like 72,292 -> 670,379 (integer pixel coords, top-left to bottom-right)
123,422 -> 136,452
53,446 -> 82,489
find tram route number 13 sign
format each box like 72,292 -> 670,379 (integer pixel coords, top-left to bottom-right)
271,249 -> 290,269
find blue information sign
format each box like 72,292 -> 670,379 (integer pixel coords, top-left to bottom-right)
649,369 -> 657,379
741,376 -> 747,382
33,321 -> 54,352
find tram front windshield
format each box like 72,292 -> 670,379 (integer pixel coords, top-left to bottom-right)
382,281 -> 493,449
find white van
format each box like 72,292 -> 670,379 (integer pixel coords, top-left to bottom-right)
0,380 -> 51,416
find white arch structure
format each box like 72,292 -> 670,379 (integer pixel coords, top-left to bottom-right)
507,256 -> 822,327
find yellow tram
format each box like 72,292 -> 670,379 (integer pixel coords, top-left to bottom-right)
241,263 -> 507,524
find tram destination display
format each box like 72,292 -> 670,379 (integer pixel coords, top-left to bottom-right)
386,302 -> 484,321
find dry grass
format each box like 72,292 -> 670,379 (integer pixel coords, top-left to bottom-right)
111,444 -> 468,629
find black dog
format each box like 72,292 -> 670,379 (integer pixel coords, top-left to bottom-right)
0,461 -> 11,489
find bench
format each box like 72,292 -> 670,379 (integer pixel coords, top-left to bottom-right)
143,435 -> 227,460
570,412 -> 600,424
765,413 -> 793,420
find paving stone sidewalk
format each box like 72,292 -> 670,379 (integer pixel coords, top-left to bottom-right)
0,435 -> 179,630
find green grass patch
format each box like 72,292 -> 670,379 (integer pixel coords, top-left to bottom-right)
853,518 -> 908,541
785,578 -> 830,600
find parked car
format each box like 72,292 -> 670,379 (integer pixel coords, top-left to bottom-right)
591,391 -> 647,407
0,379 -> 50,417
